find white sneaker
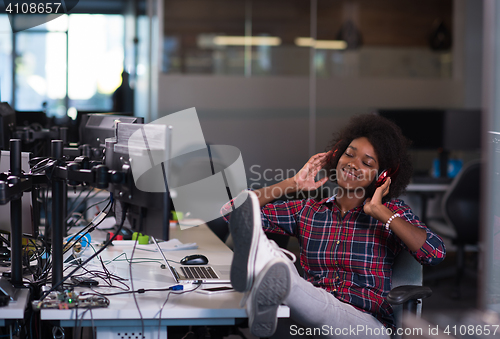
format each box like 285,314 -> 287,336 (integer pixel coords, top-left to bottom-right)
245,258 -> 291,338
229,190 -> 296,292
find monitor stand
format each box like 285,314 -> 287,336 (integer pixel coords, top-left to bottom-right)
438,149 -> 450,178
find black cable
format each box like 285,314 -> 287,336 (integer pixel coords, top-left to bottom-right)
66,196 -> 110,232
66,187 -> 87,215
45,158 -> 67,182
96,256 -> 129,290
25,238 -> 47,283
73,305 -> 79,339
70,189 -> 107,221
88,284 -> 185,297
64,189 -> 95,223
34,198 -> 113,286
64,259 -> 130,292
158,291 -> 172,339
129,236 -> 145,339
80,196 -> 110,217
23,239 -> 42,278
29,158 -> 54,174
44,186 -> 50,236
157,283 -> 202,339
62,197 -> 112,257
31,237 -> 51,285
24,282 -> 40,339
90,307 -> 96,339
75,307 -> 91,339
103,252 -> 166,265
39,200 -> 127,301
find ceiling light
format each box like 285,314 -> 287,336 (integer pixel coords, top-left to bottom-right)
213,36 -> 281,46
295,37 -> 347,50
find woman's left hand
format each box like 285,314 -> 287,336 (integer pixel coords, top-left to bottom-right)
363,178 -> 391,217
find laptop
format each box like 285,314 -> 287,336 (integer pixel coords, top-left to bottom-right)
152,237 -> 231,285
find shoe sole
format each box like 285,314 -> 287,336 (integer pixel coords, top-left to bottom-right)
229,191 -> 261,292
249,260 -> 291,338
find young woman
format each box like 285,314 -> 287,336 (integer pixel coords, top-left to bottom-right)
224,114 -> 446,338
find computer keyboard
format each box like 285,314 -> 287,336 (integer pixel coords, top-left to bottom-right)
180,266 -> 219,279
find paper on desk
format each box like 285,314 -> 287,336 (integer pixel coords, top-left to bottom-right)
138,238 -> 198,251
107,238 -> 198,250
178,218 -> 206,228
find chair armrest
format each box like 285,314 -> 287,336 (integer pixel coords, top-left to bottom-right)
386,285 -> 432,305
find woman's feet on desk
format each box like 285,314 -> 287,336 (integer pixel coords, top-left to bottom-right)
229,191 -> 295,293
229,190 -> 295,337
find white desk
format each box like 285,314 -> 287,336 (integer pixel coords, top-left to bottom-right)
406,183 -> 450,193
405,182 -> 450,224
41,224 -> 289,339
0,288 -> 30,327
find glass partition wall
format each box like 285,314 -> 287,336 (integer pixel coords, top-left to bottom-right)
161,0 -> 452,79
159,0 -> 455,189
481,0 -> 500,315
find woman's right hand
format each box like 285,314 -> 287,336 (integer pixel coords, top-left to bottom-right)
292,152 -> 330,192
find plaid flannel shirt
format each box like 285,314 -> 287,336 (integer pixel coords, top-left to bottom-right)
222,195 -> 446,329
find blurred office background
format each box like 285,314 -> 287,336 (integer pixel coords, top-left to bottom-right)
0,0 -> 480,176
1,0 -> 500,333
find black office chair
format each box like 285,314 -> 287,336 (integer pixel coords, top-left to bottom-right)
206,216 -> 230,243
425,160 -> 481,299
387,251 -> 432,338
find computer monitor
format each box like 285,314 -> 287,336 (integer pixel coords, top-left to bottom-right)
105,122 -> 171,241
377,109 -> 482,151
79,113 -> 144,149
377,109 -> 482,178
0,103 -> 16,150
15,111 -> 48,128
377,109 -> 446,150
443,109 -> 482,151
0,150 -> 36,238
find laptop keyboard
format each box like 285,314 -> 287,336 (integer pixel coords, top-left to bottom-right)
180,266 -> 219,279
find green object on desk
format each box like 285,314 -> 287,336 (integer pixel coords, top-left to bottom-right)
171,211 -> 183,221
132,232 -> 150,245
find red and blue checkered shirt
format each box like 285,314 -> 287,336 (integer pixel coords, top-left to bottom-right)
223,196 -> 446,329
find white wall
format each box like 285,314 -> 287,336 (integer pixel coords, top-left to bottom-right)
158,76 -> 466,112
157,75 -> 465,184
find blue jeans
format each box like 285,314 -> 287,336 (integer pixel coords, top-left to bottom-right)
272,262 -> 390,339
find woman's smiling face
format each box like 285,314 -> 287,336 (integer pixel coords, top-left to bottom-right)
336,137 -> 380,191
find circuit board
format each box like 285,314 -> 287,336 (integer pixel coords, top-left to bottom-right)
32,289 -> 109,310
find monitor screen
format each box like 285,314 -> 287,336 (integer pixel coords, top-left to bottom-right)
15,111 -> 48,128
377,109 -> 482,151
443,109 -> 482,150
0,150 -> 36,238
377,109 -> 445,150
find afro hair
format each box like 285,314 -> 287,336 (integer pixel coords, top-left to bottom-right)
324,113 -> 413,202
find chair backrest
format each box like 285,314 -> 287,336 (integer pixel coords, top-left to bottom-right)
442,161 -> 481,244
391,250 -> 423,331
